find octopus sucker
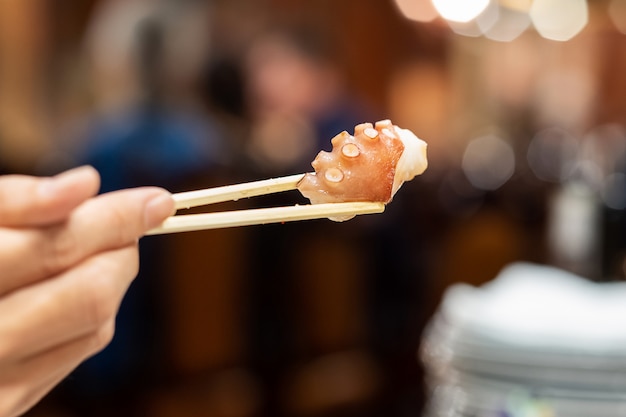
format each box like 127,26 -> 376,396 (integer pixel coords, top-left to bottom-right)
341,143 -> 360,158
364,128 -> 379,139
324,167 -> 345,183
297,120 -> 428,221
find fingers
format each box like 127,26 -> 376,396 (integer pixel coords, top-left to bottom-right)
0,166 -> 100,227
0,169 -> 176,416
0,245 -> 138,362
0,186 -> 174,296
0,320 -> 115,417
0,243 -> 134,417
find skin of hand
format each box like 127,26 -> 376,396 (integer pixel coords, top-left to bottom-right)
0,166 -> 175,417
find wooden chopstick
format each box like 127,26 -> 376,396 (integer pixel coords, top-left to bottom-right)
145,173 -> 386,235
173,173 -> 306,209
146,202 -> 385,235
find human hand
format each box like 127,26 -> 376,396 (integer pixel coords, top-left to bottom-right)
0,166 -> 175,417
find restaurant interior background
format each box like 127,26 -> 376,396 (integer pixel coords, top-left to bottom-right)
3,0 -> 626,416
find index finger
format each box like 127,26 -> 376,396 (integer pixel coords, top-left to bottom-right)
0,166 -> 101,227
0,186 -> 175,296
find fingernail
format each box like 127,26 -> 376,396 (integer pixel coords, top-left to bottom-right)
38,166 -> 99,199
144,191 -> 176,229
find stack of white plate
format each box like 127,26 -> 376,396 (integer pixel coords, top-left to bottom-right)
421,262 -> 626,417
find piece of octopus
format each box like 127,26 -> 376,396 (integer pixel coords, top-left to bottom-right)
297,120 -> 405,206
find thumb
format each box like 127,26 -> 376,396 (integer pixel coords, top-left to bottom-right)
0,166 -> 101,227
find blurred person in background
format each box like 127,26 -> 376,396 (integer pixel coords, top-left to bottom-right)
242,24 -> 372,176
241,22 -> 437,416
238,23 -> 408,416
53,0 -> 231,412
77,0 -> 227,191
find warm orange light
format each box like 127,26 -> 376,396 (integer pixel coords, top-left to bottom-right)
530,0 -> 588,41
393,0 -> 439,22
483,4 -> 531,42
432,0 -> 491,23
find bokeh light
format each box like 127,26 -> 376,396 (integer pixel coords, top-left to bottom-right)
447,1 -> 497,37
394,0 -> 593,42
499,0 -> 533,13
462,134 -> 515,190
432,0 -> 491,23
530,0 -> 588,42
483,3 -> 531,42
475,1 -> 501,34
393,0 -> 439,22
447,19 -> 486,38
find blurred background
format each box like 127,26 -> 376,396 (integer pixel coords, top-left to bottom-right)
3,0 -> 626,416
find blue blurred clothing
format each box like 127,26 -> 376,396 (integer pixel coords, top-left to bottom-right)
79,105 -> 225,193
68,104 -> 226,400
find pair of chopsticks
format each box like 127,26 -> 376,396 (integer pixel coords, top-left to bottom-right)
145,174 -> 385,235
